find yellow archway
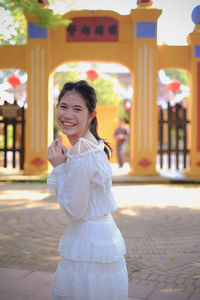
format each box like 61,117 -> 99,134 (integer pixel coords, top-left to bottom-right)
0,2 -> 199,176
52,61 -> 132,164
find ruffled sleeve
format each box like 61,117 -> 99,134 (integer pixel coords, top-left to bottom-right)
48,156 -> 91,220
47,163 -> 66,193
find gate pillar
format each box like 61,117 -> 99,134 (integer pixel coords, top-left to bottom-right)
186,7 -> 200,176
129,3 -> 161,175
24,14 -> 53,174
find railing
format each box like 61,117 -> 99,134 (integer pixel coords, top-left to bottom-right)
0,102 -> 25,170
158,103 -> 190,170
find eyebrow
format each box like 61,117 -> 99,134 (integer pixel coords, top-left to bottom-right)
73,104 -> 83,109
59,102 -> 83,109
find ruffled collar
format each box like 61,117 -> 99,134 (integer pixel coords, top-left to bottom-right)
66,137 -> 104,159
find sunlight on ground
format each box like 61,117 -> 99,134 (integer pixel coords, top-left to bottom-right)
0,183 -> 200,211
0,167 -> 23,175
0,190 -> 51,202
112,185 -> 200,209
118,207 -> 139,216
111,163 -> 130,176
0,199 -> 58,210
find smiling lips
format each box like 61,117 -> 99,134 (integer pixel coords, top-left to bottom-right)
62,121 -> 76,127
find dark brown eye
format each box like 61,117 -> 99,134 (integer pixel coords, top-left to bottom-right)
60,104 -> 66,109
75,107 -> 81,111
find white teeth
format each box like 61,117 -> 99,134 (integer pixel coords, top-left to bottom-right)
63,122 -> 75,126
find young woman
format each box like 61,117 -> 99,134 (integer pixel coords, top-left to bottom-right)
46,80 -> 128,300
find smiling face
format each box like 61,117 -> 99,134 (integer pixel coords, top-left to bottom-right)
56,90 -> 95,145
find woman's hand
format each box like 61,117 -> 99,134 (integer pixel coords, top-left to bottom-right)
46,137 -> 67,168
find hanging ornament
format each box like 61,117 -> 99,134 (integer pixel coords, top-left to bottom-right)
7,75 -> 21,88
125,101 -> 131,113
166,79 -> 181,93
86,70 -> 99,81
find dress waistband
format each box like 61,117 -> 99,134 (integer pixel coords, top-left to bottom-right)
90,213 -> 111,221
69,213 -> 112,224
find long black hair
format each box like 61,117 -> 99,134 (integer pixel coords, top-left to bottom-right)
58,80 -> 112,159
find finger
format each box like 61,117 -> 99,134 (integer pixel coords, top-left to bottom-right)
53,139 -> 59,149
57,138 -> 64,153
54,139 -> 59,148
48,145 -> 58,157
61,145 -> 67,154
54,139 -> 62,153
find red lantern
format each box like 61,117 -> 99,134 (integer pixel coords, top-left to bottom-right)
166,79 -> 181,93
86,70 -> 98,81
125,101 -> 131,113
7,75 -> 21,87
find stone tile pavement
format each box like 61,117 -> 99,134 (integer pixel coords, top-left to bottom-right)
0,182 -> 200,299
1,267 -> 200,300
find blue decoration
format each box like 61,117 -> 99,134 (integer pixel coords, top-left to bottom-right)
195,45 -> 200,58
29,22 -> 47,39
191,5 -> 200,25
136,22 -> 156,38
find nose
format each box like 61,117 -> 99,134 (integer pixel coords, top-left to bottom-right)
63,108 -> 73,119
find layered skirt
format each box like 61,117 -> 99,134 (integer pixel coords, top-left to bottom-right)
51,214 -> 128,300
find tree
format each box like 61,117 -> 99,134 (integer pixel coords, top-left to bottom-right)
0,7 -> 27,45
118,101 -> 130,123
165,69 -> 189,86
0,0 -> 72,84
0,0 -> 71,45
54,67 -> 121,106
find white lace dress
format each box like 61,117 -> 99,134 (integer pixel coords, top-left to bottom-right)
47,138 -> 128,300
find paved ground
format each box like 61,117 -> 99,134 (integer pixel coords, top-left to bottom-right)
0,182 -> 200,299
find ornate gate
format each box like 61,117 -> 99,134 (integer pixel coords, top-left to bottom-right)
0,101 -> 25,169
158,103 -> 190,170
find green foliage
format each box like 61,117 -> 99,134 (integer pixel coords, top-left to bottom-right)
0,0 -> 71,28
0,0 -> 71,45
54,66 -> 121,106
54,70 -> 80,92
90,77 -> 120,106
53,104 -> 59,138
118,101 -> 130,123
0,6 -> 27,45
0,124 -> 13,148
165,69 -> 189,86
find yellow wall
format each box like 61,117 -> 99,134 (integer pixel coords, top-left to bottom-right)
158,46 -> 190,70
0,45 -> 27,71
97,105 -> 120,163
50,10 -> 132,72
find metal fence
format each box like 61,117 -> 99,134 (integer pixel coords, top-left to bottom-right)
158,103 -> 190,170
0,101 -> 25,169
